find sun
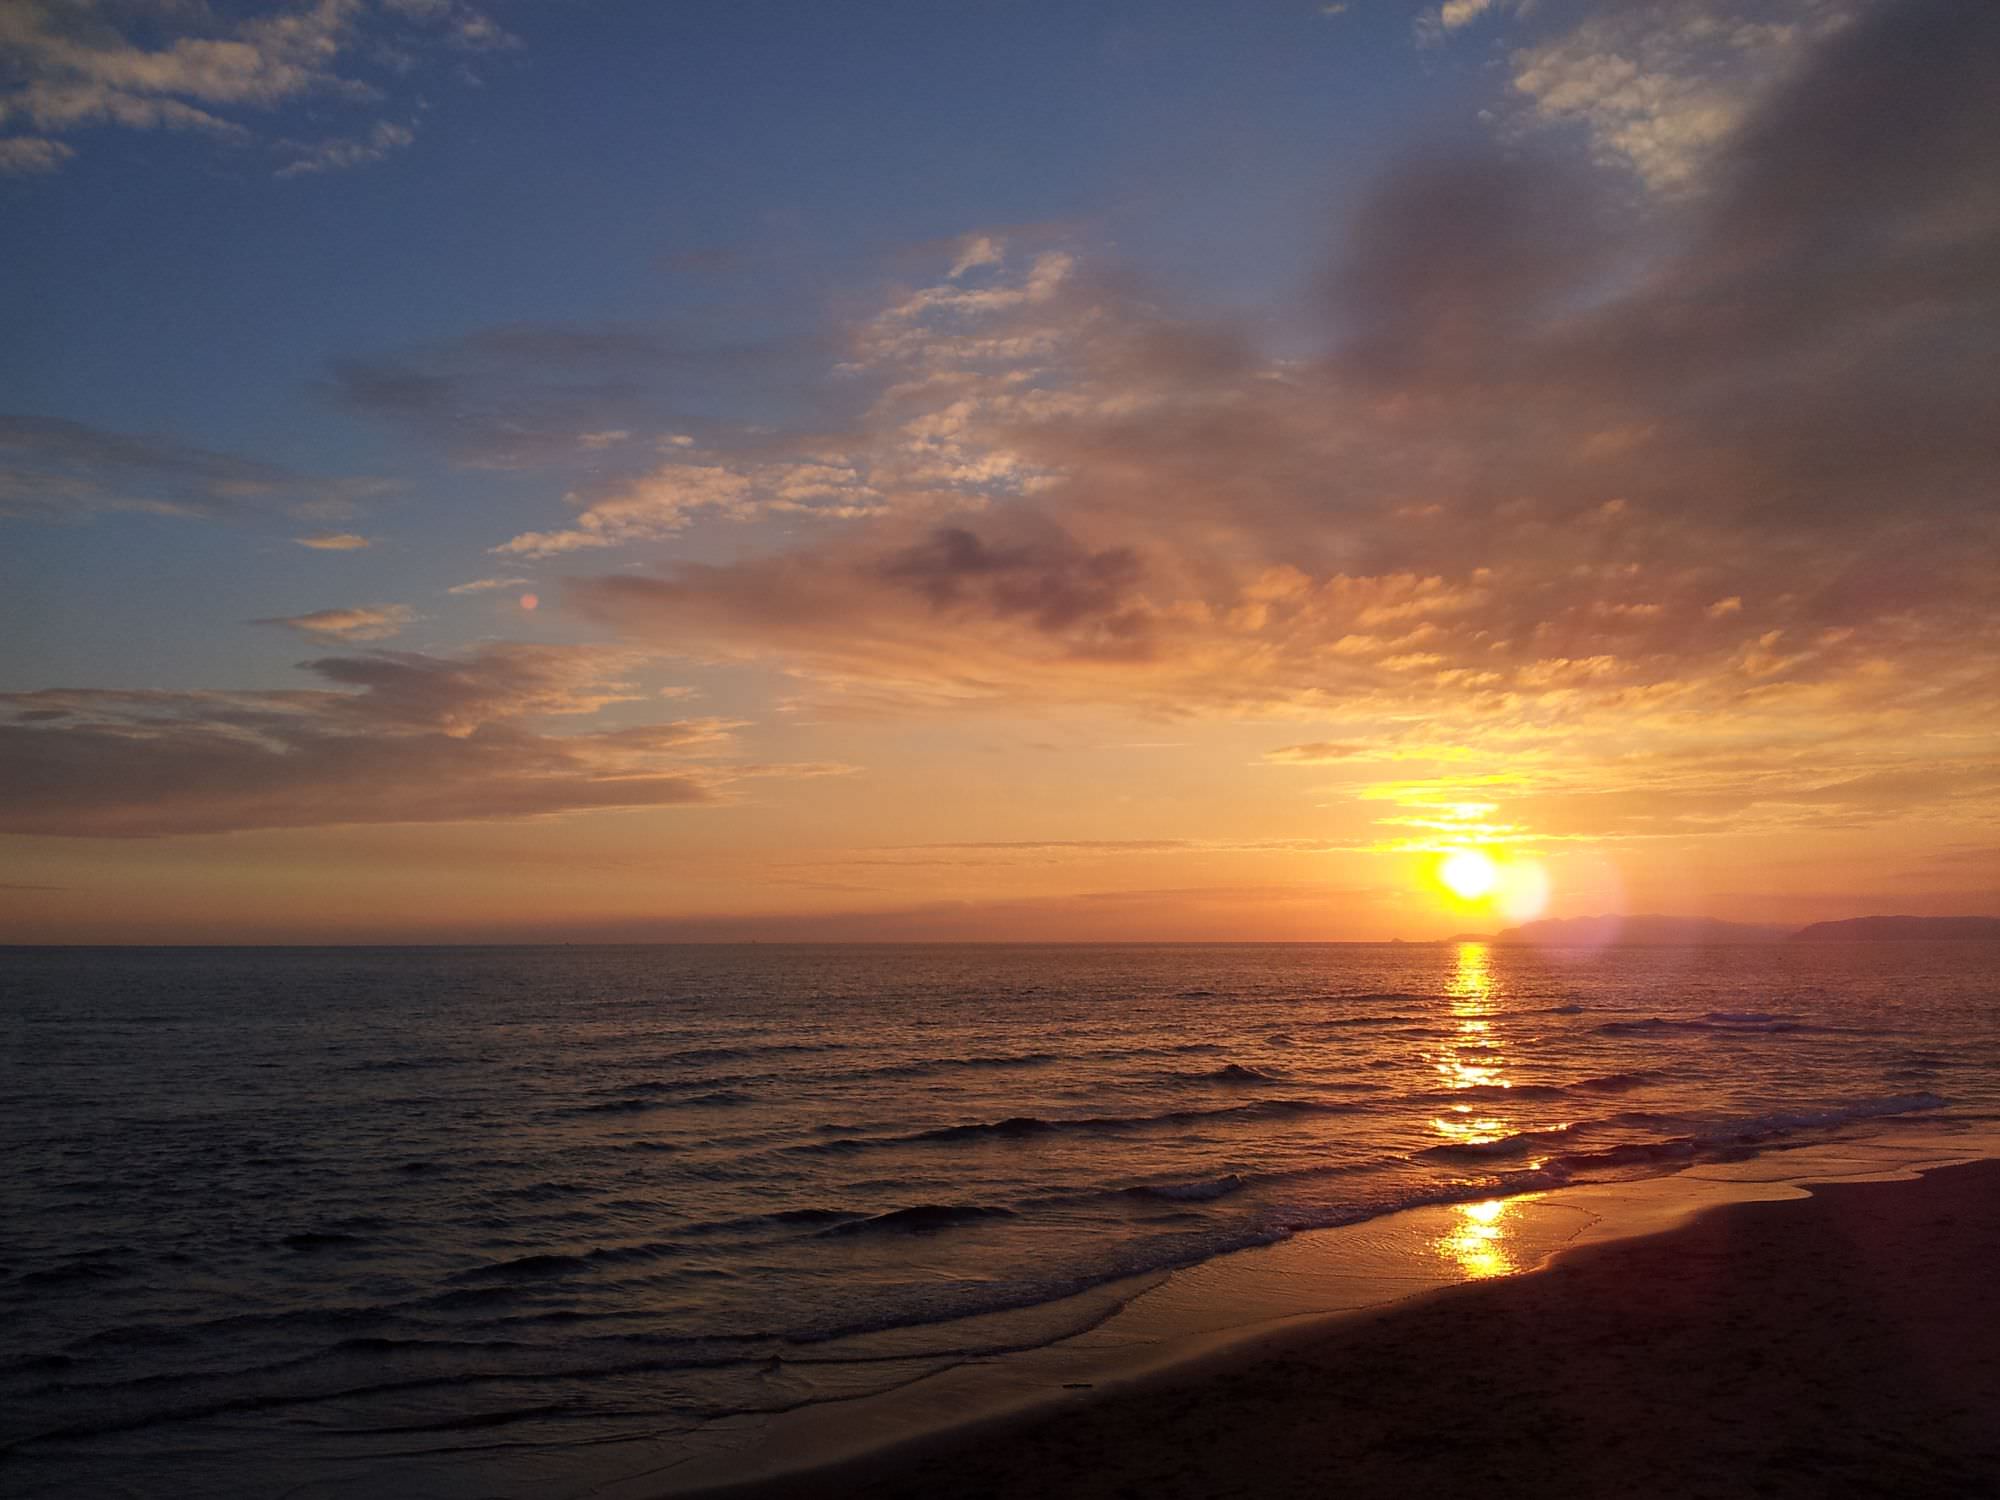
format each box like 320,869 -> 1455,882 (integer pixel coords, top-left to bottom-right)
1439,849 -> 1499,901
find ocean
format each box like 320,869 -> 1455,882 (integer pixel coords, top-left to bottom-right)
4,940 -> 1996,1498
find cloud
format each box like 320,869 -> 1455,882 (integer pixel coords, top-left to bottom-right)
255,604 -> 416,642
530,0 -> 1999,844
448,576 -> 531,594
0,134 -> 72,173
488,248 -> 1105,557
1264,742 -> 1369,765
495,464 -> 759,555
877,525 -> 1148,640
1416,0 -> 1532,45
295,531 -> 371,550
496,455 -> 887,557
1430,0 -> 1500,34
0,644 -> 841,836
380,0 -> 521,52
0,412 -> 384,523
948,234 -> 1005,279
1504,0 -> 1854,190
326,322 -> 812,470
275,118 -> 414,177
0,0 -> 509,173
509,882 -> 1401,944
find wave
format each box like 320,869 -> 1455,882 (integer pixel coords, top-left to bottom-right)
1419,1082 -> 1569,1103
453,1252 -> 589,1282
13,1255 -> 132,1290
450,1231 -> 728,1283
1703,1010 -> 1798,1024
1095,1040 -> 1229,1060
847,1051 -> 1061,1080
1304,1013 -> 1428,1031
573,1089 -> 751,1115
1124,1173 -> 1248,1203
1595,1015 -> 1813,1037
1418,1089 -> 1948,1173
819,1204 -> 1020,1237
1569,1069 -> 1662,1093
1698,1093 -> 1946,1138
483,1179 -> 584,1204
1539,1138 -> 1704,1175
1419,1070 -> 1662,1104
279,1231 -> 365,1252
340,1056 -> 453,1073
830,1096 -> 1370,1152
912,1114 -> 1056,1143
1428,1092 -> 1949,1180
751,1040 -> 1233,1092
657,1045 -> 756,1065
784,1098 -> 1364,1157
349,1401 -> 575,1436
1415,1125 -> 1579,1164
1185,1062 -> 1281,1084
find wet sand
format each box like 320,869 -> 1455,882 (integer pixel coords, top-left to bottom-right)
713,1158 -> 2000,1499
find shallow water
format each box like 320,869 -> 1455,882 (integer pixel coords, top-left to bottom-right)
3,941 -> 1996,1497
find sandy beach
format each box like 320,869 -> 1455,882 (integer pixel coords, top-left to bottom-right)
716,1158 -> 2000,1499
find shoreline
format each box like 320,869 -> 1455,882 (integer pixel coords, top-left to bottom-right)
614,1125 -> 2000,1498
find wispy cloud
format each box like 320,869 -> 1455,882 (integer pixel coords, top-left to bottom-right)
275,118 -> 415,178
1416,0 -> 1525,46
447,576 -> 531,594
256,604 -> 416,642
0,0 -> 513,175
0,133 -> 72,174
495,456 -> 883,558
0,413 -> 385,523
1264,743 -> 1370,765
295,531 -> 371,551
1503,0 -> 1854,190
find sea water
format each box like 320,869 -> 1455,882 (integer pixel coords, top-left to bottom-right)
3,941 -> 1996,1497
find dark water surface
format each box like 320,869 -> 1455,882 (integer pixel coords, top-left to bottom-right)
4,941 -> 1996,1497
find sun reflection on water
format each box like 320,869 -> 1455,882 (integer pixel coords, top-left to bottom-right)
1437,1197 -> 1519,1279
1429,943 -> 1515,1146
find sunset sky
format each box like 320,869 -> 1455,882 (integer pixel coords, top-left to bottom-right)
2,0 -> 1995,942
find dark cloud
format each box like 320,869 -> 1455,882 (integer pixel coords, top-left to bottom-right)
327,321 -> 833,469
0,644 -> 831,837
1330,150 -> 1621,386
1477,0 -> 2000,531
0,413 -> 382,523
878,525 -> 1149,640
0,716 -> 712,837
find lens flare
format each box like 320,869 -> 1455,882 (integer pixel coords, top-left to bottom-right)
1495,859 -> 1551,922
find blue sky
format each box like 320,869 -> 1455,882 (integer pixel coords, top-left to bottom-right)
4,0 -> 1470,690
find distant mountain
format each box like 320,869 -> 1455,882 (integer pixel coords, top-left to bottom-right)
1790,916 -> 2000,942
1490,914 -> 1789,946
